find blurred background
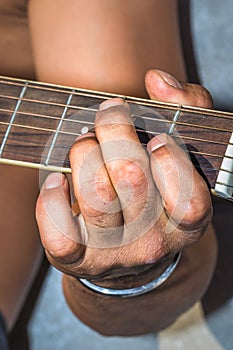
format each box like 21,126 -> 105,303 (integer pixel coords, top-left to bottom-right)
192,0 -> 233,112
9,0 -> 233,349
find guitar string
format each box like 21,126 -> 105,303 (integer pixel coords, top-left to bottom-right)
3,126 -> 233,177
1,80 -> 233,192
47,149 -> 233,179
0,119 -> 232,163
0,122 -> 233,171
2,114 -> 232,182
1,93 -> 233,125
0,119 -> 233,162
2,130 -> 232,178
1,79 -> 233,119
2,147 -> 233,189
0,104 -> 233,139
1,81 -> 233,178
0,105 -> 232,142
0,92 -> 232,138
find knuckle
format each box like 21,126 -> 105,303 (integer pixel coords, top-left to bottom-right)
187,83 -> 213,108
110,158 -> 148,188
180,197 -> 212,233
45,237 -> 70,261
200,87 -> 213,108
69,137 -> 97,165
79,180 -> 119,216
129,228 -> 170,266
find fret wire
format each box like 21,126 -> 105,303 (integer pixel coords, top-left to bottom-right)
1,78 -> 233,119
168,110 -> 181,135
44,90 -> 75,166
0,83 -> 28,157
0,103 -> 232,135
215,181 -> 233,189
218,168 -> 233,176
1,118 -> 232,150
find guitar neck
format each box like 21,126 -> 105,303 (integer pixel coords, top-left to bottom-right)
0,75 -> 232,201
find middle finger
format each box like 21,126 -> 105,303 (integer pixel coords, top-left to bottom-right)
95,98 -> 163,242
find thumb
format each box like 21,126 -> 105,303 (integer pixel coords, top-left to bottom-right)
145,69 -> 213,108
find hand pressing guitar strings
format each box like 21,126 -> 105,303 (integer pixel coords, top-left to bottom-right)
36,70 -> 217,335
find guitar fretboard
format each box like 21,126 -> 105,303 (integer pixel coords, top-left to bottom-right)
0,76 -> 232,200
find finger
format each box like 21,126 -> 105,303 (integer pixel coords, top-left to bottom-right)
36,172 -> 84,264
95,98 -> 163,242
145,69 -> 213,108
147,133 -> 212,233
69,133 -> 123,248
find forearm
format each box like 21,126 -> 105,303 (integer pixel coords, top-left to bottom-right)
29,0 -> 187,97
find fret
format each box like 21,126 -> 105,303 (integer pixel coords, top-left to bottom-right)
214,133 -> 233,198
44,90 -> 75,166
168,109 -> 181,135
0,82 -> 28,157
45,102 -> 98,168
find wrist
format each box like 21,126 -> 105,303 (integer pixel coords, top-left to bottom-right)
62,252 -> 183,335
78,253 -> 180,293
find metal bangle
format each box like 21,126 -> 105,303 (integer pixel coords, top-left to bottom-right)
78,252 -> 181,298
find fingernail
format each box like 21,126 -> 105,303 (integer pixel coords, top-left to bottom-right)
44,173 -> 65,189
157,70 -> 183,89
147,133 -> 168,154
99,98 -> 124,111
75,132 -> 96,142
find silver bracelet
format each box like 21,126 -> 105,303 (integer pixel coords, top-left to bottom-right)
78,252 -> 181,298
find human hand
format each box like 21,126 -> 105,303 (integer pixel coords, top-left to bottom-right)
36,69 -> 217,335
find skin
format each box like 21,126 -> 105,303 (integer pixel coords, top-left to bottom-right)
0,0 -> 217,335
36,72 -> 217,335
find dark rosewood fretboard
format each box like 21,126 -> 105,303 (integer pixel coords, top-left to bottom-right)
0,76 -> 232,201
